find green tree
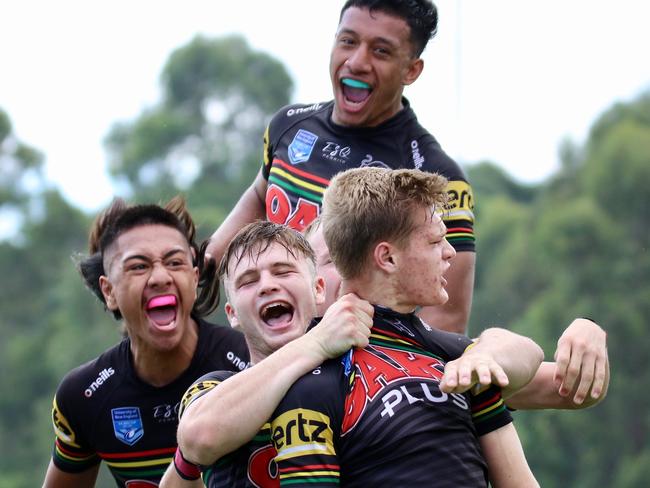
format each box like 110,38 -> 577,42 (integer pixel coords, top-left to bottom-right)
468,89 -> 650,486
104,35 -> 293,237
0,107 -> 47,247
1,35 -> 295,487
0,109 -> 118,487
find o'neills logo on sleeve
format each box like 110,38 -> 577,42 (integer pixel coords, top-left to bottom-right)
227,351 -> 250,371
84,367 -> 115,397
410,140 -> 425,169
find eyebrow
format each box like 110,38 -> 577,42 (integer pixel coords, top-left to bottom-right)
337,28 -> 398,48
232,269 -> 259,288
122,248 -> 186,265
232,260 -> 298,284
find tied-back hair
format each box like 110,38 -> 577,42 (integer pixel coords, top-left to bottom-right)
339,0 -> 438,57
321,167 -> 448,280
78,196 -> 220,320
218,221 -> 316,294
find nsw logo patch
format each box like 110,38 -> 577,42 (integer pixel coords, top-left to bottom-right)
288,129 -> 318,165
111,407 -> 144,446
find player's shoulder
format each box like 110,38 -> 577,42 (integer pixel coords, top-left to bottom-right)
196,318 -> 250,372
280,356 -> 344,410
179,369 -> 237,418
399,101 -> 467,181
271,357 -> 345,449
417,320 -> 473,360
414,135 -> 466,181
267,101 -> 332,138
55,340 -> 126,400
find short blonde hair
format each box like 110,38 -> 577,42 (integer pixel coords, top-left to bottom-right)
321,168 -> 448,279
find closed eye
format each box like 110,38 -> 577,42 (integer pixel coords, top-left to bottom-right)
167,258 -> 186,268
275,269 -> 296,277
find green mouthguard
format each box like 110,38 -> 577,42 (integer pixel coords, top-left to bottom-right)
341,78 -> 371,89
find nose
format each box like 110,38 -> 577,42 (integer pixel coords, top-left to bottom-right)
345,45 -> 371,74
257,271 -> 279,296
148,262 -> 172,288
443,239 -> 456,261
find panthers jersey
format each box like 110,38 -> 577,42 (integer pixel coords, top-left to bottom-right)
262,99 -> 475,252
179,371 -> 279,487
269,306 -> 512,487
50,318 -> 250,487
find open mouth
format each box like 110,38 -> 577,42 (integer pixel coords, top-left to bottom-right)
341,78 -> 372,105
260,301 -> 295,328
145,294 -> 178,327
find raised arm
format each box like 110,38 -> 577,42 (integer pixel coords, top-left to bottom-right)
506,318 -> 609,409
440,327 -> 544,398
178,294 -> 373,466
205,170 -> 267,262
417,250 -> 475,334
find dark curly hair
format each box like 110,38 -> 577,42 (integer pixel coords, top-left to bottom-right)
339,0 -> 438,57
78,196 -> 220,320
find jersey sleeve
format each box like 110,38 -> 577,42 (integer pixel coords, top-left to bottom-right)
262,122 -> 273,179
417,326 -> 512,435
443,178 -> 475,252
262,105 -> 295,180
470,384 -> 513,436
269,362 -> 343,487
50,378 -> 101,473
418,138 -> 476,253
178,370 -> 235,419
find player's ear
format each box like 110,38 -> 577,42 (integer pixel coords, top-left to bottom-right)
403,57 -> 424,86
99,275 -> 118,311
225,303 -> 241,330
314,276 -> 326,306
373,241 -> 398,274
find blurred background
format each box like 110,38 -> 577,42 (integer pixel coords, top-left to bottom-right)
1,1 -> 648,486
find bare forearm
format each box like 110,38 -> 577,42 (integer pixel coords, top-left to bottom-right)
475,328 -> 544,397
207,172 -> 266,263
506,360 -> 609,410
179,335 -> 326,465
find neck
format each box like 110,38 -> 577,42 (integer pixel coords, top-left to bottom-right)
129,320 -> 199,387
340,274 -> 415,314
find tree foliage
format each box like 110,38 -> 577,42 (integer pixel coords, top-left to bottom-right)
0,35 -> 293,487
0,108 -> 45,211
467,89 -> 650,487
104,34 -> 293,236
0,36 -> 648,485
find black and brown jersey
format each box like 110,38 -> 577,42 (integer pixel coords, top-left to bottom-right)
269,306 -> 512,487
50,318 -> 249,487
261,98 -> 475,252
